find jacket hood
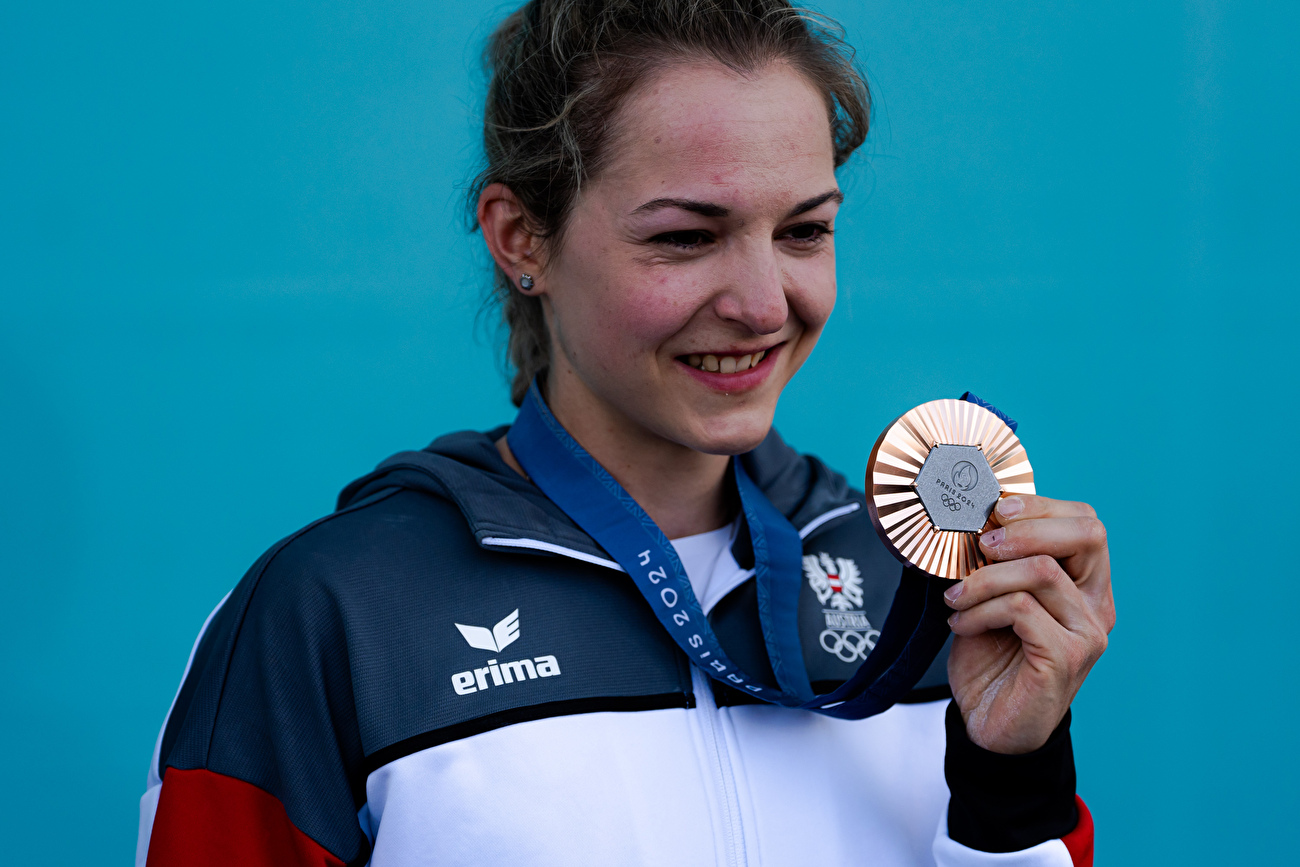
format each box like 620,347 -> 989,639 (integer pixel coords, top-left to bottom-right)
338,425 -> 864,565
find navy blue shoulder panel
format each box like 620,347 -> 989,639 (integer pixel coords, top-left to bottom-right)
159,486 -> 696,861
159,487 -> 403,863
324,490 -> 693,768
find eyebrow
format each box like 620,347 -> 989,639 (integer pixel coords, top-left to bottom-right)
631,188 -> 843,219
632,198 -> 730,217
788,189 -> 844,218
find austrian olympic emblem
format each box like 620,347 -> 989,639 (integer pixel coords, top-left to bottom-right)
802,553 -> 879,663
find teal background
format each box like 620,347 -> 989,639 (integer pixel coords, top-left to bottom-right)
1,1 -> 1295,863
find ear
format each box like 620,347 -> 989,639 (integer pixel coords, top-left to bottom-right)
478,183 -> 543,294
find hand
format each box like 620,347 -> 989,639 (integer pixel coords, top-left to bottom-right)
944,494 -> 1115,754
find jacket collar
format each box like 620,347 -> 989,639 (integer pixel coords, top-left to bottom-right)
338,424 -> 862,570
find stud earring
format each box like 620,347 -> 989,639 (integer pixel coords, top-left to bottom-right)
519,273 -> 535,290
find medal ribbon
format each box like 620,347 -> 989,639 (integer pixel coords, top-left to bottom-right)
507,381 -> 953,719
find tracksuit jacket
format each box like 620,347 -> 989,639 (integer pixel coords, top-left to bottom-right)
137,424 -> 1095,866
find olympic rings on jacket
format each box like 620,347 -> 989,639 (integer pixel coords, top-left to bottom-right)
819,629 -> 880,662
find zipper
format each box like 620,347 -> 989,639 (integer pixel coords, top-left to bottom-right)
692,667 -> 749,867
483,502 -> 863,867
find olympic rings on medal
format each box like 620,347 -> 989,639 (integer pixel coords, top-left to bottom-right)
819,628 -> 879,662
940,493 -> 962,512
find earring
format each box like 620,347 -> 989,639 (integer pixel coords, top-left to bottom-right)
519,273 -> 535,290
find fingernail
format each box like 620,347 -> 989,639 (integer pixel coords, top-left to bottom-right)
982,527 -> 1005,547
944,581 -> 964,603
998,496 -> 1024,519
947,612 -> 959,628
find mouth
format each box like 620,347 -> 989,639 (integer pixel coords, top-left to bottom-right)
679,347 -> 772,374
674,343 -> 783,392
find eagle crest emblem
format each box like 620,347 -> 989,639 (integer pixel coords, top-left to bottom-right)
802,553 -> 864,611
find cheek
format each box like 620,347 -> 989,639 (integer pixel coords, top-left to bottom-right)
786,255 -> 838,333
558,246 -> 702,360
616,272 -> 712,348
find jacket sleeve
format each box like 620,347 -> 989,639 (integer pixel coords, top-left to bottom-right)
136,541 -> 370,867
932,702 -> 1095,867
136,592 -> 229,867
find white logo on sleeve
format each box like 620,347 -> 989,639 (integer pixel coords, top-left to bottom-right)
455,609 -> 520,653
804,553 -> 879,663
449,609 -> 561,697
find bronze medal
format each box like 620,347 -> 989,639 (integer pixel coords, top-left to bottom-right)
866,399 -> 1035,580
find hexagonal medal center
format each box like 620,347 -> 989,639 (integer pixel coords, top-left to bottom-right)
915,445 -> 1001,532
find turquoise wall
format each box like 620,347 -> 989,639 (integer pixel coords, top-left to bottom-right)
2,2 -> 1295,862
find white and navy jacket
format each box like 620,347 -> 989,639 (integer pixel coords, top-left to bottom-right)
137,427 -> 1094,866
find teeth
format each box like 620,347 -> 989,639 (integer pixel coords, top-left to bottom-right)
684,349 -> 770,372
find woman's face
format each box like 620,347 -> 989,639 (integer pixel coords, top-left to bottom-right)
539,60 -> 841,456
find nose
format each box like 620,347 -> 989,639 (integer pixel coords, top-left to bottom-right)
713,242 -> 788,335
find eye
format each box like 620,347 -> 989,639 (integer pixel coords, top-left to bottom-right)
650,230 -> 714,250
779,223 -> 832,245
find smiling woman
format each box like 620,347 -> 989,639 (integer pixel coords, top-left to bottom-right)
480,56 -> 847,537
137,2 -> 1107,866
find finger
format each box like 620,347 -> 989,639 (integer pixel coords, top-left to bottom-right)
947,590 -> 1070,655
980,516 -> 1112,615
992,494 -> 1097,526
945,555 -> 1089,632
980,516 -> 1108,565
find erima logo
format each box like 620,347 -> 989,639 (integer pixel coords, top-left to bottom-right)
450,609 -> 561,696
455,609 -> 521,653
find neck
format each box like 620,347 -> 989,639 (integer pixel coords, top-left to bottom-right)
498,379 -> 733,540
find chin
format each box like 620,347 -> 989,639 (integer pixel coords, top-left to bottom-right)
677,407 -> 775,456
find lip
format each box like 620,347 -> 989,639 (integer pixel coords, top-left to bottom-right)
675,343 -> 783,393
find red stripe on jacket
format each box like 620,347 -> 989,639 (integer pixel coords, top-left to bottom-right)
1062,796 -> 1094,867
146,767 -> 346,867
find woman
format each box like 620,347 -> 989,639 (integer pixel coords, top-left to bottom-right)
137,2 -> 1114,865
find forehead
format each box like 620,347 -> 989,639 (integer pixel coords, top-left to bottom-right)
590,59 -> 837,208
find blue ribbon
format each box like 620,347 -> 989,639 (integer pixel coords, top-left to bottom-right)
507,381 -> 952,718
